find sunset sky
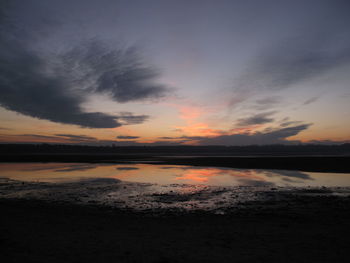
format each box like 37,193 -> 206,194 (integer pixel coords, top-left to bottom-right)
0,0 -> 349,145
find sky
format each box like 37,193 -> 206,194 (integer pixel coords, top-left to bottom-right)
0,0 -> 349,146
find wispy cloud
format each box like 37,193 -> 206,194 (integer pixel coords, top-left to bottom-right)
253,96 -> 282,110
116,135 -> 139,140
54,134 -> 96,141
228,0 -> 350,109
303,96 -> 319,105
236,111 -> 277,127
198,124 -> 312,146
235,38 -> 350,93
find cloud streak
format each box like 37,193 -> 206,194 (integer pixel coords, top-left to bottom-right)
54,134 -> 96,141
230,1 -> 350,108
238,40 -> 350,91
116,135 -> 139,140
198,124 -> 312,146
236,111 -> 276,126
303,96 -> 319,105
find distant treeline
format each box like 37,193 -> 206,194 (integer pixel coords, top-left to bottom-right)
1,143 -> 349,156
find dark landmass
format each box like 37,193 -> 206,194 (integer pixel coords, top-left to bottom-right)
2,196 -> 350,263
1,154 -> 349,173
1,144 -> 350,172
162,156 -> 350,173
1,143 -> 350,156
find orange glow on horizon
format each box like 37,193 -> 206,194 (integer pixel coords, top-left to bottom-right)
174,122 -> 224,137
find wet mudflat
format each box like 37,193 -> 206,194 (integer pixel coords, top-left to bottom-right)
1,176 -> 350,213
2,180 -> 350,263
2,195 -> 350,263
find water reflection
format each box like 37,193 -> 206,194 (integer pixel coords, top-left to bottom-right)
116,167 -> 140,171
0,163 -> 349,187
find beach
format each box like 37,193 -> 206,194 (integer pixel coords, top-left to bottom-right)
2,194 -> 350,263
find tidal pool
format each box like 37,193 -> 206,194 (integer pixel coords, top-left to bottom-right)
1,163 -> 350,213
0,163 -> 350,187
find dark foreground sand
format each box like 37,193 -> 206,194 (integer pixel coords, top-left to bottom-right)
2,195 -> 350,263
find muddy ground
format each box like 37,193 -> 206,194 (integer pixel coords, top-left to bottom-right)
1,178 -> 350,262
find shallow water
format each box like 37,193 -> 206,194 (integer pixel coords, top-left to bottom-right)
0,163 -> 350,187
1,163 -> 350,213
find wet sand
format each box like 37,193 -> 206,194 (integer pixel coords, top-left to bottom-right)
2,177 -> 350,262
2,195 -> 350,263
2,177 -> 350,212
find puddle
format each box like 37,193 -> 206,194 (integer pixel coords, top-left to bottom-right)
1,163 -> 350,213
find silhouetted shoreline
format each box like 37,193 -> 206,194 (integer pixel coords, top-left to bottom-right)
1,144 -> 350,172
1,143 -> 350,155
1,153 -> 349,173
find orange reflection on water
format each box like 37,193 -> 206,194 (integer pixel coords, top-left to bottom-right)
174,167 -> 266,184
175,169 -> 224,183
1,163 -> 350,187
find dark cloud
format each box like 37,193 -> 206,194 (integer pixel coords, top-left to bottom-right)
307,139 -> 350,145
4,133 -> 98,144
278,117 -> 303,128
0,5 -> 167,128
303,96 -> 319,105
0,133 -> 187,146
62,41 -> 169,103
116,135 -> 139,140
254,96 -> 281,110
280,121 -> 302,128
116,112 -> 149,125
55,134 -> 96,141
20,134 -> 60,140
236,111 -> 276,126
198,124 -> 312,146
12,133 -> 98,143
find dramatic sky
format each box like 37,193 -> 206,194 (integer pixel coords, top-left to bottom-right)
0,0 -> 349,145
